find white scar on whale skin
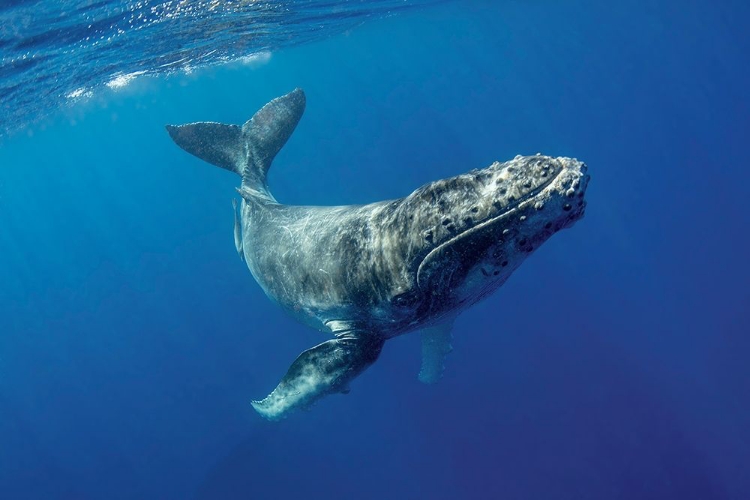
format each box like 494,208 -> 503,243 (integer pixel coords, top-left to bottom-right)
167,88 -> 590,420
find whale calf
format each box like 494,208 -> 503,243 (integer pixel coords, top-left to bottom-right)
167,88 -> 589,420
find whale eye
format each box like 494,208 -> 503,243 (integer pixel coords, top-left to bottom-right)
392,292 -> 419,308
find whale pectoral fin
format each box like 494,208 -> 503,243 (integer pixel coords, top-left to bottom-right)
251,334 -> 385,420
232,198 -> 244,262
418,320 -> 455,385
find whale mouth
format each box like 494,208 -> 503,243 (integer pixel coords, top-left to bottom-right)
416,203 -> 523,290
415,156 -> 586,292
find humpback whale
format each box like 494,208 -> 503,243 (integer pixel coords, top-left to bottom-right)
166,88 -> 589,420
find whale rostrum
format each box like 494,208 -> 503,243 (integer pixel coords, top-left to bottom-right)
166,88 -> 590,420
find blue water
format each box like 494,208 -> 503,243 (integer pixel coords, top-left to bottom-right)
1,1 -> 749,499
0,0 -> 444,137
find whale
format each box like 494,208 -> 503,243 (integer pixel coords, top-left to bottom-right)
166,88 -> 590,420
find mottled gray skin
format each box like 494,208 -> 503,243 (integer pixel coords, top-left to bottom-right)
240,156 -> 587,335
167,88 -> 590,420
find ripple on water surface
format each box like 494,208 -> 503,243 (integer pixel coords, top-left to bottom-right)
0,0 -> 444,137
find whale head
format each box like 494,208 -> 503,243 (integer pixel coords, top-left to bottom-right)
392,154 -> 589,320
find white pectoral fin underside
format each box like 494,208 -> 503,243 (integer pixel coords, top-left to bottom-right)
251,333 -> 385,421
418,319 -> 455,384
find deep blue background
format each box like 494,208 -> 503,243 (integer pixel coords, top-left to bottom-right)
1,1 -> 749,498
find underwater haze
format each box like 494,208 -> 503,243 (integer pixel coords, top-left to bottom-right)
1,1 -> 749,499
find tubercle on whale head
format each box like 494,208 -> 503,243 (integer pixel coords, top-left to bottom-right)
387,154 -> 589,315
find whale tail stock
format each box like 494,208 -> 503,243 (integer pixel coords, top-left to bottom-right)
165,88 -> 306,193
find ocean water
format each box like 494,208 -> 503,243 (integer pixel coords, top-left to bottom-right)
1,1 -> 749,499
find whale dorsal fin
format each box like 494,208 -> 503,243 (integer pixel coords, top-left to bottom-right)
232,198 -> 245,262
166,88 -> 306,194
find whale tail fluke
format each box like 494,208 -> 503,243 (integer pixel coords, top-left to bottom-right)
239,88 -> 306,189
166,88 -> 306,194
166,121 -> 243,175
